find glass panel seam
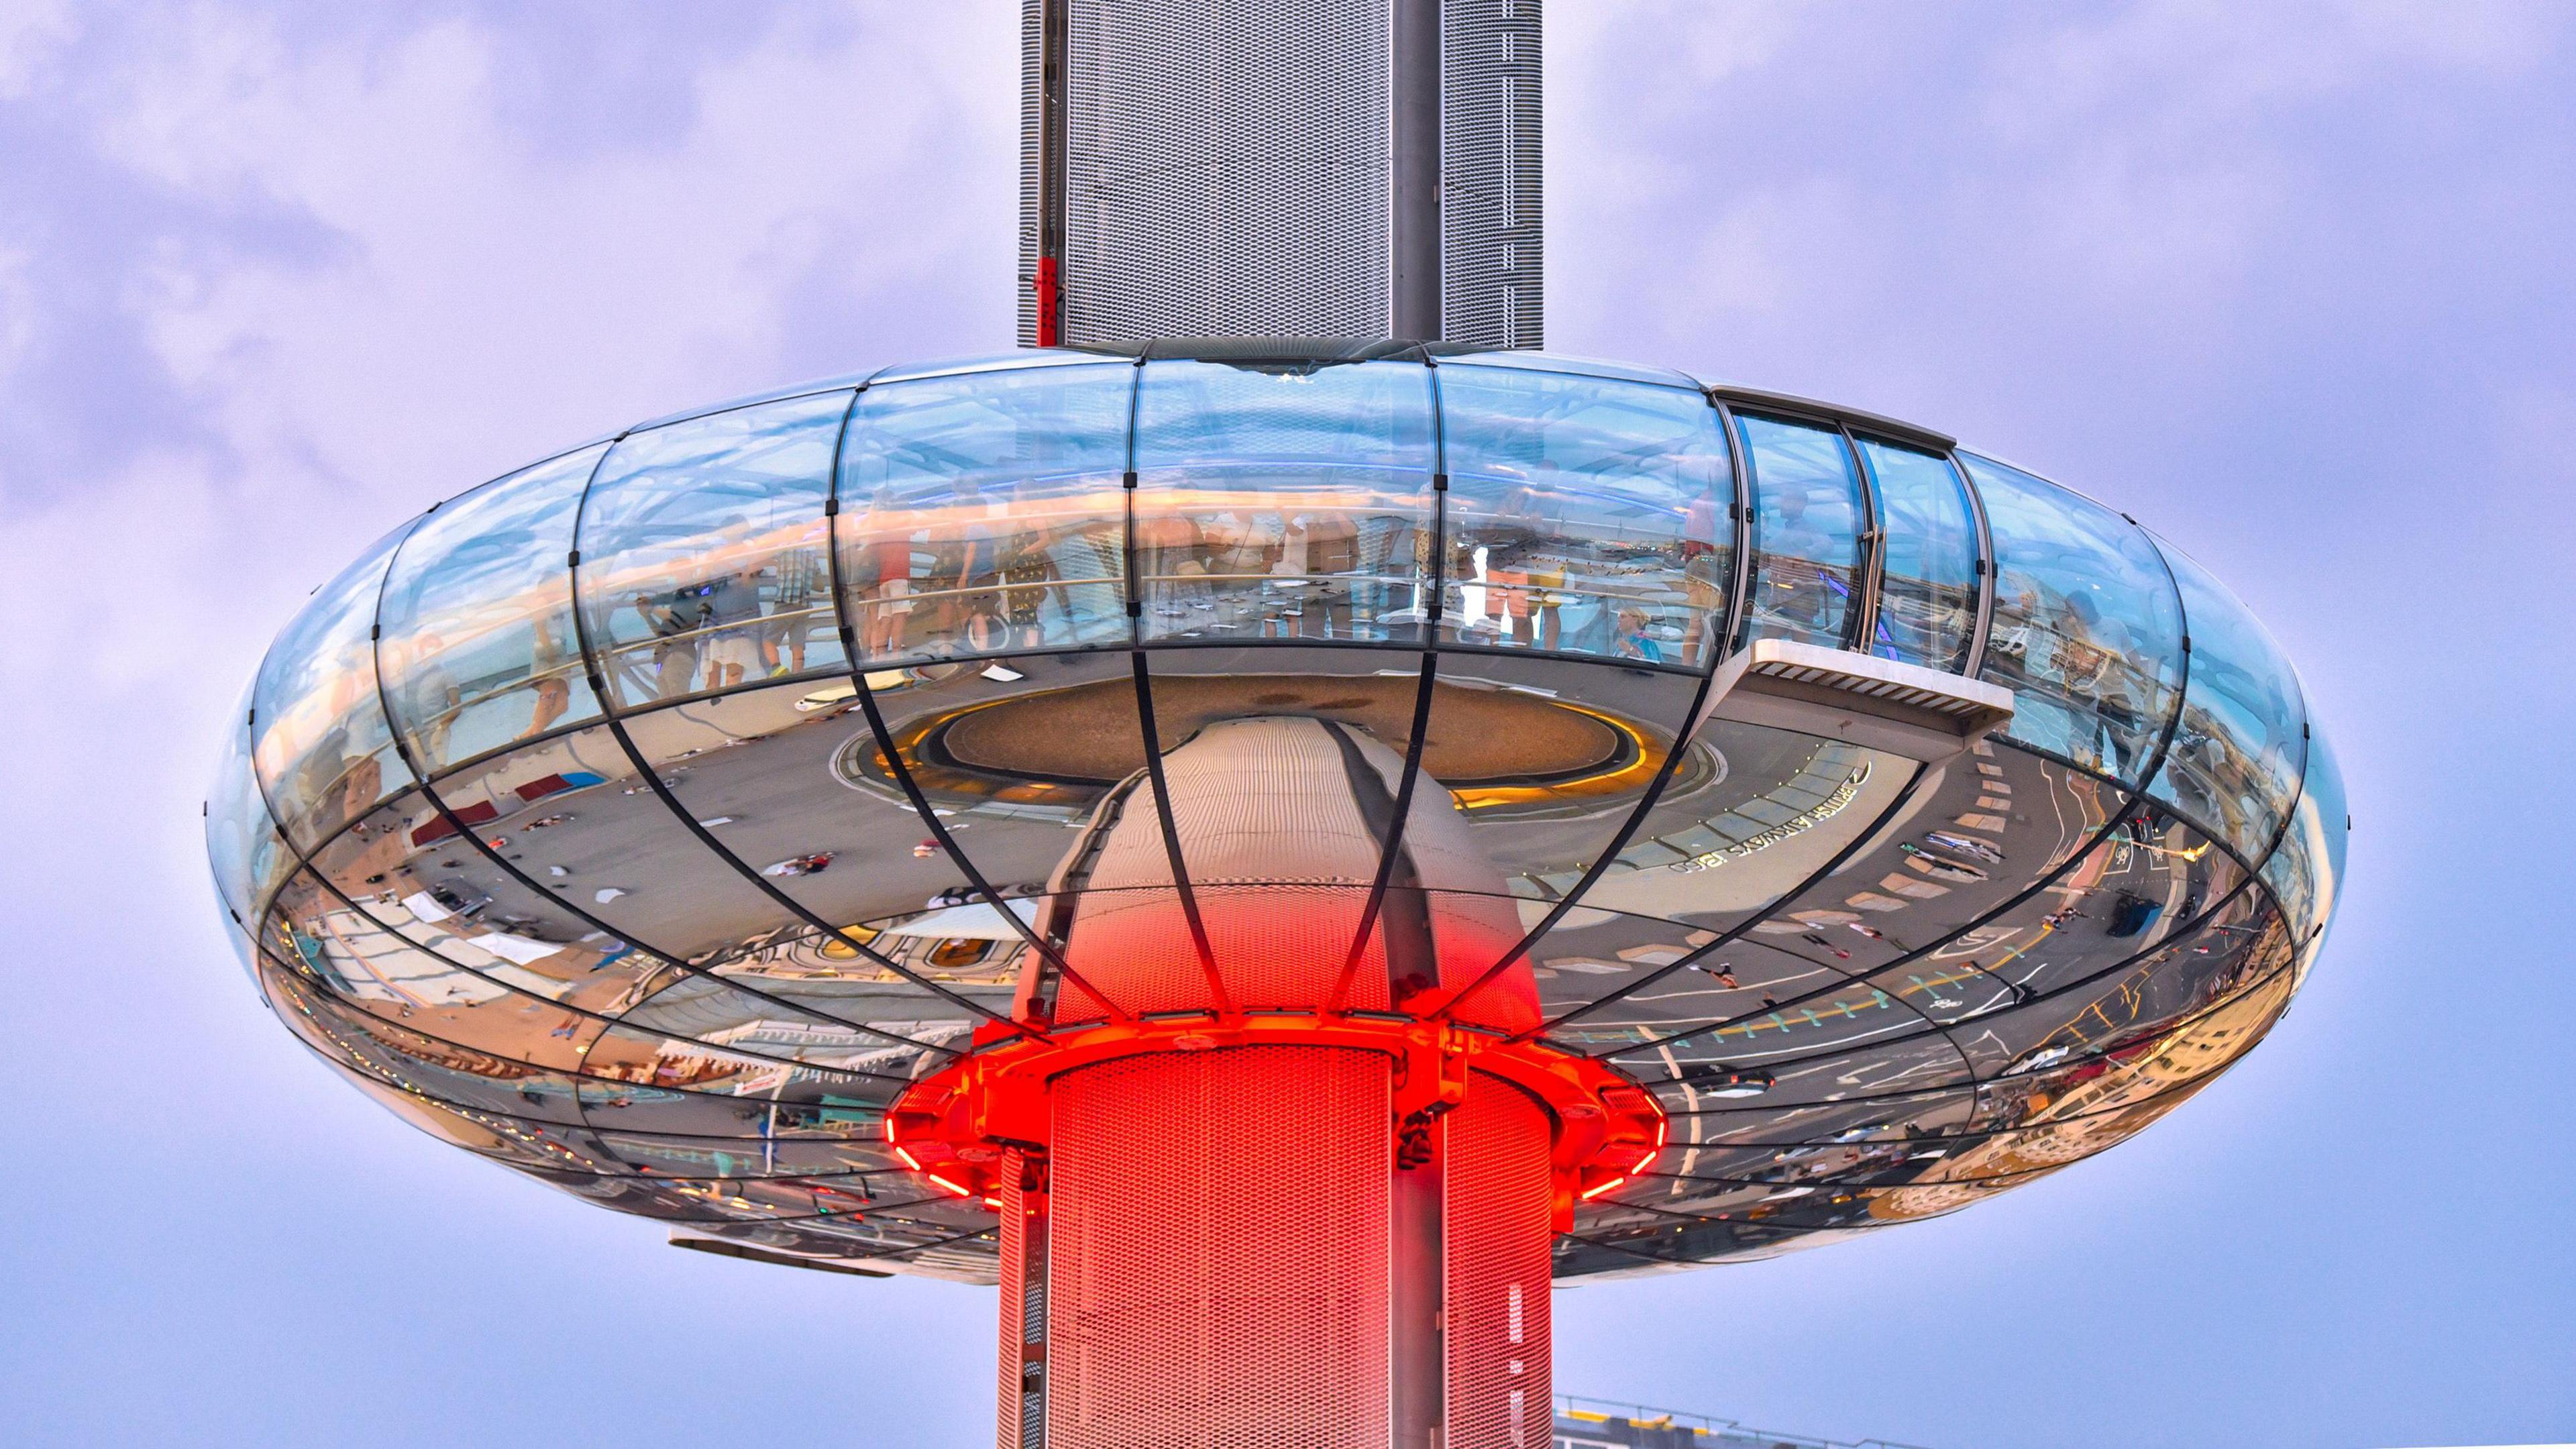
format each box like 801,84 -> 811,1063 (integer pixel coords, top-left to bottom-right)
1708,396 -> 1754,658
1951,451 -> 1996,678
566,407 -> 1002,1045
818,388 -> 1102,1035
1583,673 -> 2198,1065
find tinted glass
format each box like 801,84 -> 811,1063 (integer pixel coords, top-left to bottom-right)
378,445 -> 608,775
1961,453 -> 2183,784
206,679 -> 280,920
2145,539 -> 2306,860
252,525 -> 420,851
1440,366 -> 1733,668
2265,716 -> 2347,972
1856,440 -> 1978,672
837,362 -> 1132,663
1736,415 -> 1864,648
576,394 -> 850,709
1132,359 -> 1436,645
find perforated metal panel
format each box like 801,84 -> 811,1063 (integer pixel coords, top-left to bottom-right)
1016,0 -> 1045,346
1046,1046 -> 1393,1448
998,1150 -> 1047,1448
1059,0 -> 1394,343
1440,0 -> 1544,347
1022,0 -> 1540,346
1445,1071 -> 1555,1448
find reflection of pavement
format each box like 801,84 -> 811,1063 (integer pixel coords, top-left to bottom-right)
941,672 -> 1630,784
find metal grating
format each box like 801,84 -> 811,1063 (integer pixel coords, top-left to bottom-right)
1017,0 -> 1045,346
997,1149 -> 1043,1448
1441,0 -> 1543,347
1447,1071 -> 1556,1449
1061,0 -> 1395,343
1047,1046 -> 1393,1448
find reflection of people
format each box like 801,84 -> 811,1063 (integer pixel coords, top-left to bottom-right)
520,615 -> 574,739
948,479 -> 1007,651
1000,484 -> 1055,649
851,488 -> 916,658
697,522 -> 767,691
1044,514 -> 1121,645
1614,608 -> 1664,663
1681,477 -> 1727,664
1138,511 -> 1208,621
2063,590 -> 2143,774
1468,460 -> 1566,647
766,532 -> 827,676
632,589 -> 701,698
1760,488 -> 1839,635
403,634 -> 462,765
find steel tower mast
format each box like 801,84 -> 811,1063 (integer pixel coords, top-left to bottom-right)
1018,0 -> 1544,348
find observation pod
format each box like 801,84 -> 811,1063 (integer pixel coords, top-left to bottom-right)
208,341 -> 2347,1448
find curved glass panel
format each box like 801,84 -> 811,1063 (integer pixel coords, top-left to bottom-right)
1855,439 -> 1978,672
1438,350 -> 1702,390
1132,359 -> 1435,644
1439,367 -> 1733,667
576,394 -> 851,710
868,349 -> 1110,385
2145,539 -> 2306,860
2304,718 -> 2349,911
1735,415 -> 1864,649
1961,453 -> 2183,784
206,678 -> 286,920
2265,717 -> 2346,967
252,525 -> 421,852
378,445 -> 608,775
836,362 -> 1131,663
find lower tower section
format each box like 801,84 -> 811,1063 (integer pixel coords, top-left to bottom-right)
1444,1075 -> 1554,1449
994,1046 -> 1557,1449
1051,1045 -> 1392,1447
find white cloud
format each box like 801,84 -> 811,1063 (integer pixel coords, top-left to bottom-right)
0,0 -> 75,98
87,5 -> 1013,516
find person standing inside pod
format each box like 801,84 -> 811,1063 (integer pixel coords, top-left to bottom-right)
851,486 -> 917,659
698,517 -> 769,692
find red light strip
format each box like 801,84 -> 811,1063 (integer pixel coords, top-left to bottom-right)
1629,1120 -> 1667,1174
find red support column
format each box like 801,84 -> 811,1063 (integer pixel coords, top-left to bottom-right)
1444,1074 -> 1556,1449
997,1150 -> 1049,1449
990,1049 -> 1559,1448
1046,1045 -> 1393,1448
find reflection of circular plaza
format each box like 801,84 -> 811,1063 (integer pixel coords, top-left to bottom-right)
932,673 -> 1643,788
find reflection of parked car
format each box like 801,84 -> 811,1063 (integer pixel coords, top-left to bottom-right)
1924,830 -> 2004,865
2106,892 -> 2164,938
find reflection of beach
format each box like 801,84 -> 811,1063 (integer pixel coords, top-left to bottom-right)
1866,933 -> 2296,1222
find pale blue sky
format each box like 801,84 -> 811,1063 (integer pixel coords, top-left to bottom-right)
1,4 -> 2569,1446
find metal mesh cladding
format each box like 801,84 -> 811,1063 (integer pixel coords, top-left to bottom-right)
1442,0 -> 1543,347
1444,1072 -> 1556,1449
1016,0 -> 1044,345
997,1151 -> 1046,1449
1046,1046 -> 1393,1449
1062,0 -> 1395,342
